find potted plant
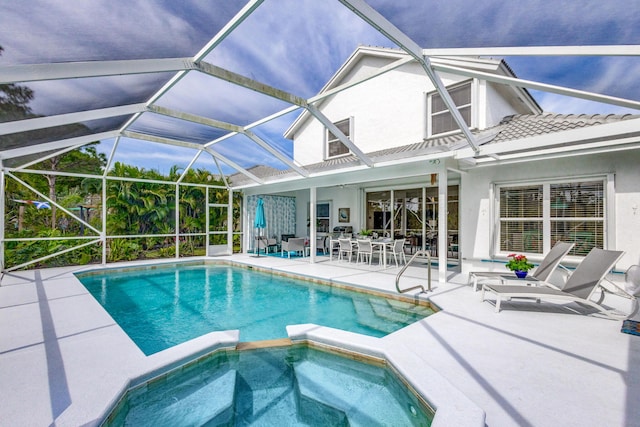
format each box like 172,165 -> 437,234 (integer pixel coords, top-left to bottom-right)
505,253 -> 535,278
359,229 -> 372,238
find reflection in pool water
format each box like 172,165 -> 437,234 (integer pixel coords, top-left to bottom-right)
77,262 -> 435,355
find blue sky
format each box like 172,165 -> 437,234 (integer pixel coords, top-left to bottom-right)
1,0 -> 639,174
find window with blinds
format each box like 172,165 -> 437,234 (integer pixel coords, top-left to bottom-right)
499,185 -> 543,253
550,181 -> 604,256
326,118 -> 351,159
429,82 -> 472,136
498,180 -> 605,256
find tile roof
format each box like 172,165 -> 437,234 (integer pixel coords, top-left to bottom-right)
490,113 -> 639,143
230,113 -> 639,186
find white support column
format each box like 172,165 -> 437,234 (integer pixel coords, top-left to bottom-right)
242,194 -> 248,254
175,184 -> 180,258
438,168 -> 448,284
102,176 -> 107,265
0,164 -> 5,272
228,189 -> 234,255
422,187 -> 427,253
206,187 -> 210,256
310,187 -> 317,263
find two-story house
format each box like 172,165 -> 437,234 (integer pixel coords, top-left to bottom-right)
236,46 -> 640,282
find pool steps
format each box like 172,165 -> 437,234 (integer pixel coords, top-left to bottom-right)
116,370 -> 236,426
294,358 -> 421,426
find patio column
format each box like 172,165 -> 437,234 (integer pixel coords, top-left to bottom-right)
0,165 -> 4,271
438,168 -> 447,284
310,186 -> 317,263
228,189 -> 234,255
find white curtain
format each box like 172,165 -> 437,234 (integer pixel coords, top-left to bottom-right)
248,195 -> 296,244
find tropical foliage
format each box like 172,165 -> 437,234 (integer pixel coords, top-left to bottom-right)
4,156 -> 240,269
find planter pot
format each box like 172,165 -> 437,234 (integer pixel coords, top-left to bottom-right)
515,270 -> 528,279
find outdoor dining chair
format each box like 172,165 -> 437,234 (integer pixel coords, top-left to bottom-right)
390,239 -> 407,267
338,238 -> 355,262
356,239 -> 381,265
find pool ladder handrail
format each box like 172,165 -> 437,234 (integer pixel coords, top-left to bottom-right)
395,250 -> 431,294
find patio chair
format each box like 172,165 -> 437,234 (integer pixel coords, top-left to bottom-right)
255,236 -> 269,254
356,239 -> 381,265
390,239 -> 407,267
338,238 -> 355,262
469,241 -> 574,291
482,248 -> 637,319
624,265 -> 640,297
281,237 -> 306,258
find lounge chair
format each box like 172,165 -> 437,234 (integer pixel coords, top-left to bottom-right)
469,241 -> 574,291
482,248 -> 638,319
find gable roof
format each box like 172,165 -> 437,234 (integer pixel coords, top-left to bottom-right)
283,46 -> 541,139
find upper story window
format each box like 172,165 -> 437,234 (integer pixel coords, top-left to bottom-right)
326,118 -> 351,159
496,178 -> 606,257
429,82 -> 472,136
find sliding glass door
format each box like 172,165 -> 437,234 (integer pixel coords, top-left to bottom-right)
365,185 -> 459,260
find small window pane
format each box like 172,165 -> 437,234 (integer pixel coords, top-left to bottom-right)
550,181 -> 603,218
430,83 -> 471,135
432,94 -> 447,113
449,84 -> 471,106
328,140 -> 349,157
551,220 -> 603,256
500,186 -> 543,218
500,221 -> 543,253
326,118 -> 351,159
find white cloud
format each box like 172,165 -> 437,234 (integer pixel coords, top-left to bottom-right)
3,0 -> 638,173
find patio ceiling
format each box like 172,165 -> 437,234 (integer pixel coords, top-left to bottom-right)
1,0 -> 639,188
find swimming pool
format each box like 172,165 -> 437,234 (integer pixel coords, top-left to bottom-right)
104,343 -> 434,426
77,262 -> 435,355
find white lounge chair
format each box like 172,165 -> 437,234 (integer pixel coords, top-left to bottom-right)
469,241 -> 574,291
482,248 -> 637,319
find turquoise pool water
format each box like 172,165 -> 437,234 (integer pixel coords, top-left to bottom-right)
77,263 -> 434,355
104,344 -> 433,426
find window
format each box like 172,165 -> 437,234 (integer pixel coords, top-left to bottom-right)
429,82 -> 472,136
308,201 -> 330,233
326,118 -> 351,159
497,179 -> 605,256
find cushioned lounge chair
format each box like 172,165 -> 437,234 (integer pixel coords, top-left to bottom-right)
482,248 -> 637,319
469,241 -> 574,291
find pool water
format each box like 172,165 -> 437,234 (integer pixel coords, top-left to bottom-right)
77,263 -> 434,355
104,344 -> 434,426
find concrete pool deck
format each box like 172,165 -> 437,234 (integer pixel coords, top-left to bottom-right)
1,254 -> 639,426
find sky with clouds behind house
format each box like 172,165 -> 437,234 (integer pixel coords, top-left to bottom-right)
1,0 -> 638,174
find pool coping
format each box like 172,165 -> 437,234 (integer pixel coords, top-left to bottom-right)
10,254 -> 634,426
77,259 -> 482,426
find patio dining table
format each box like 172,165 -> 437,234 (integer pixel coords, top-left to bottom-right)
329,237 -> 393,267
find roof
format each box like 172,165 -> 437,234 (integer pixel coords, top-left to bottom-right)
283,46 -> 541,139
230,112 -> 640,186
491,113 -> 640,142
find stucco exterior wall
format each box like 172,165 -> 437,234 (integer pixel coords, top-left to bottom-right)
292,63 -> 466,165
460,150 -> 640,272
292,60 -> 535,166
